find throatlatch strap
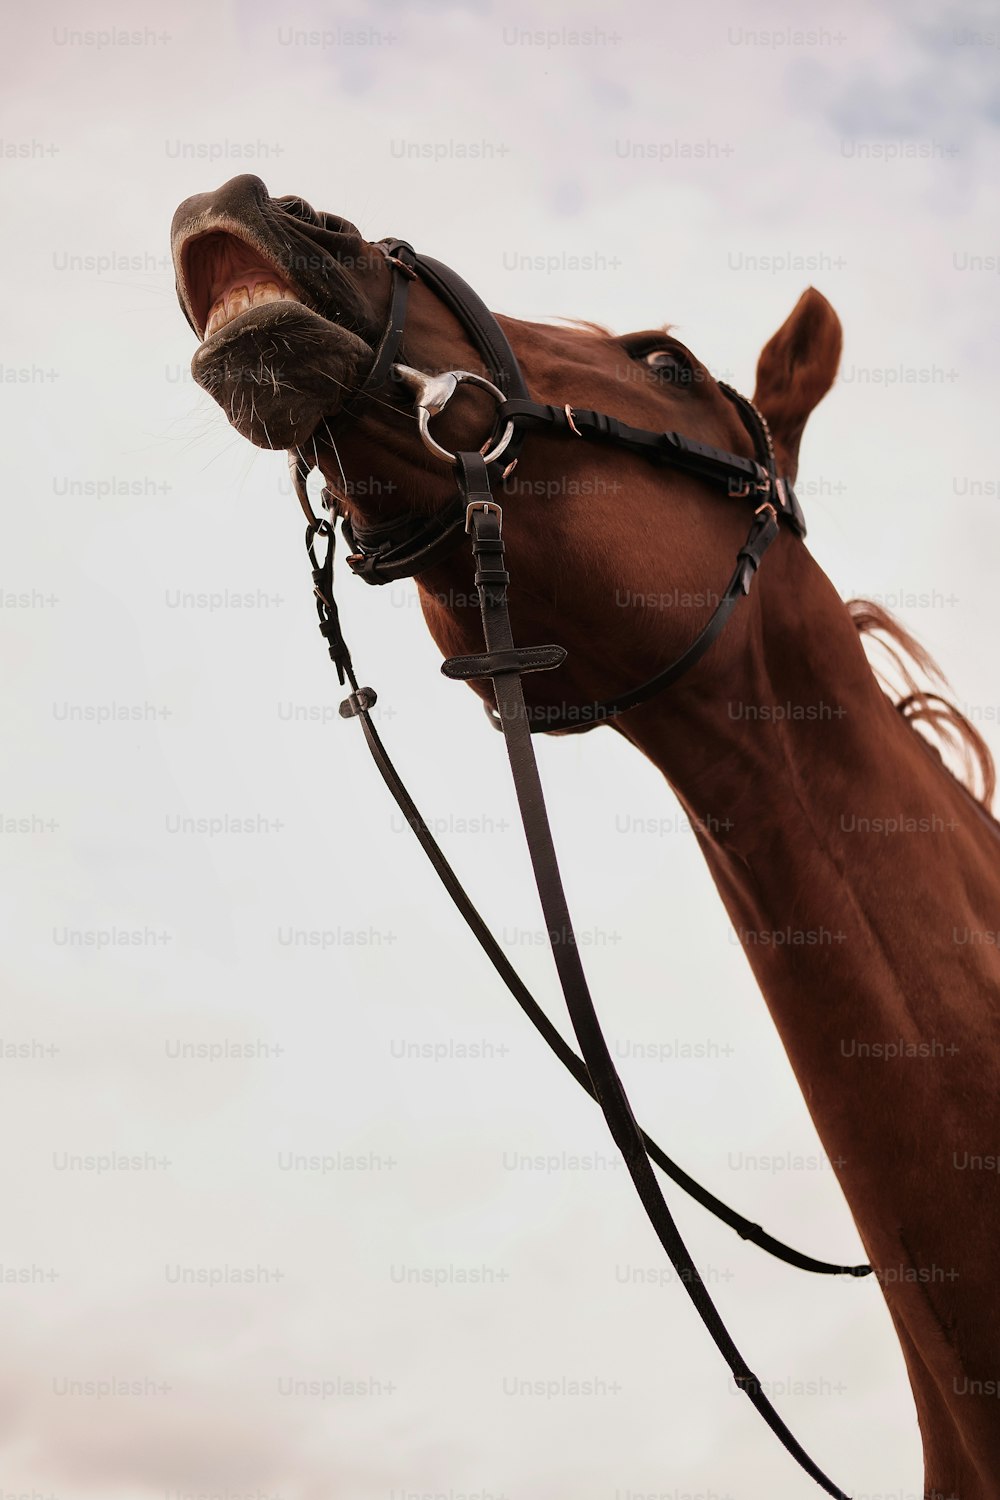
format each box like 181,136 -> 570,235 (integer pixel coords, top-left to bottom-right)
446,451 -> 853,1500
483,502 -> 782,734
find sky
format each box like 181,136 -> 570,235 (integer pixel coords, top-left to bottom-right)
2,0 -> 1000,1497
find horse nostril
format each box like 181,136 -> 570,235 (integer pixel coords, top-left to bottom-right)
278,195 -> 320,225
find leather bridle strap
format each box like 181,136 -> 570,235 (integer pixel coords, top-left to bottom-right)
341,493 -> 469,585
408,251 -> 531,404
442,451 -> 851,1500
305,496 -> 869,1282
496,394 -> 806,535
338,240 -> 418,416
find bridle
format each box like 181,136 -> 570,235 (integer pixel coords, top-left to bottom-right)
287,240 -> 865,1499
322,241 -> 809,732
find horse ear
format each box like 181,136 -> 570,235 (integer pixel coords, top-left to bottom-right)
752,288 -> 842,480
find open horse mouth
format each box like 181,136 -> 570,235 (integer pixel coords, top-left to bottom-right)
182,230 -> 304,343
171,174 -> 380,450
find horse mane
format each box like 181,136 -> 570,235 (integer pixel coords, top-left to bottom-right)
848,599 -> 995,811
543,318 -> 677,340
544,317 -> 616,337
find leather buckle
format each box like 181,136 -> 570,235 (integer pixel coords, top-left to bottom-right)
465,500 -> 502,533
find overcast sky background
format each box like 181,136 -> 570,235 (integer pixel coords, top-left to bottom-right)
3,0 -> 1000,1497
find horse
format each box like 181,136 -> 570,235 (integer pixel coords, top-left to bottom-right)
171,173 -> 1000,1500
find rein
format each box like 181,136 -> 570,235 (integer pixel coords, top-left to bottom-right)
288,241 -> 866,1500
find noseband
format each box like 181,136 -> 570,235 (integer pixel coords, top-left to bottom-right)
288,242 -> 862,1500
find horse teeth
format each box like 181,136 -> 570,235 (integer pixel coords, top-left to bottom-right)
203,282 -> 299,340
226,285 -> 251,319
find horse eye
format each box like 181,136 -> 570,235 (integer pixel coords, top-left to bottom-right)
278,196 -> 319,225
645,348 -> 693,383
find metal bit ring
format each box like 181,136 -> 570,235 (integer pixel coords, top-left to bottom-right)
393,364 -> 516,466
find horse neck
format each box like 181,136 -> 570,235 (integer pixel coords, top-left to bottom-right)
618,536 -> 1000,1483
617,538 -> 1000,1089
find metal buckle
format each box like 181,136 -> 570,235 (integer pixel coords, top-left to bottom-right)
729,461 -> 773,501
754,501 -> 778,524
564,404 -> 583,436
465,500 -> 502,533
393,364 -> 517,467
